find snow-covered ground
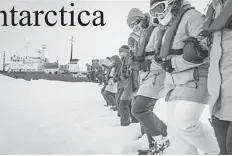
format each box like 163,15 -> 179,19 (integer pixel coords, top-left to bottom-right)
0,75 -> 215,154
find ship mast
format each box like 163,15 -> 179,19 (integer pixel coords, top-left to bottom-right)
70,36 -> 74,61
42,44 -> 46,59
24,40 -> 30,57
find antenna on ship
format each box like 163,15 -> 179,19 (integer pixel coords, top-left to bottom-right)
42,44 -> 46,58
70,36 -> 74,61
24,40 -> 30,57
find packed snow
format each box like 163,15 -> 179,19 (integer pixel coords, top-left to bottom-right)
0,75 -> 215,154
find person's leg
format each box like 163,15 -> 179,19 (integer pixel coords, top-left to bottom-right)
170,101 -> 219,155
101,86 -> 106,95
93,73 -> 96,82
119,100 -> 131,126
91,72 -> 93,82
131,96 -> 167,137
129,100 -> 139,123
103,90 -> 117,107
102,90 -> 111,106
98,71 -> 103,84
146,133 -> 155,149
140,123 -> 147,135
87,73 -> 90,81
136,123 -> 155,149
116,87 -> 124,111
164,100 -> 200,155
92,71 -> 96,82
212,117 -> 230,155
101,86 -> 108,105
89,72 -> 92,81
226,122 -> 232,155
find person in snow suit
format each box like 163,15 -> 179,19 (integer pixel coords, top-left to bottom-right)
128,36 -> 146,131
113,61 -> 124,114
94,59 -> 103,84
149,0 -> 219,154
111,56 -> 123,112
85,63 -> 92,81
128,34 -> 140,96
126,37 -> 140,124
101,57 -> 111,107
127,8 -> 169,151
90,59 -> 96,82
117,45 -> 137,126
102,57 -> 111,86
102,55 -> 122,111
200,0 -> 232,154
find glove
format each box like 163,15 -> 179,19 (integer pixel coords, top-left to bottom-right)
160,59 -> 174,73
154,54 -> 174,73
183,37 -> 209,64
154,54 -> 163,64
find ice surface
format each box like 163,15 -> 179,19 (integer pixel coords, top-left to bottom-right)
0,75 -> 216,154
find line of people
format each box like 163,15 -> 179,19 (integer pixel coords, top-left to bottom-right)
86,59 -> 103,84
100,0 -> 231,155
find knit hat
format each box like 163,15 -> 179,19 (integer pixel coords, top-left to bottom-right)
110,55 -> 121,62
127,8 -> 145,26
101,59 -> 112,68
119,45 -> 130,53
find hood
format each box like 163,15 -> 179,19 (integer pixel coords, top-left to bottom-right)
171,0 -> 191,17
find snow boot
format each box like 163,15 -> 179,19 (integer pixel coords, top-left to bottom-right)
137,149 -> 150,155
148,135 -> 170,155
137,141 -> 153,155
117,111 -> 121,117
104,102 -> 110,107
110,106 -> 117,111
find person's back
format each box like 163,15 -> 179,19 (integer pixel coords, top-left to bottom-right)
201,0 -> 232,154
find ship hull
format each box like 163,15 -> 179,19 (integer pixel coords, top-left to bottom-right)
0,71 -> 90,82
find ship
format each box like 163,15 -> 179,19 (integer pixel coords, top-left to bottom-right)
0,37 -> 90,82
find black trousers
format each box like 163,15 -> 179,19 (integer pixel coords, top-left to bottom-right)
212,116 -> 232,155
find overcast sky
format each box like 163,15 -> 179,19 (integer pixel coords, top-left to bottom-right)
0,0 -> 210,70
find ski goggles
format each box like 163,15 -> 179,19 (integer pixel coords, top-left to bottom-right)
150,1 -> 169,17
129,18 -> 142,29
